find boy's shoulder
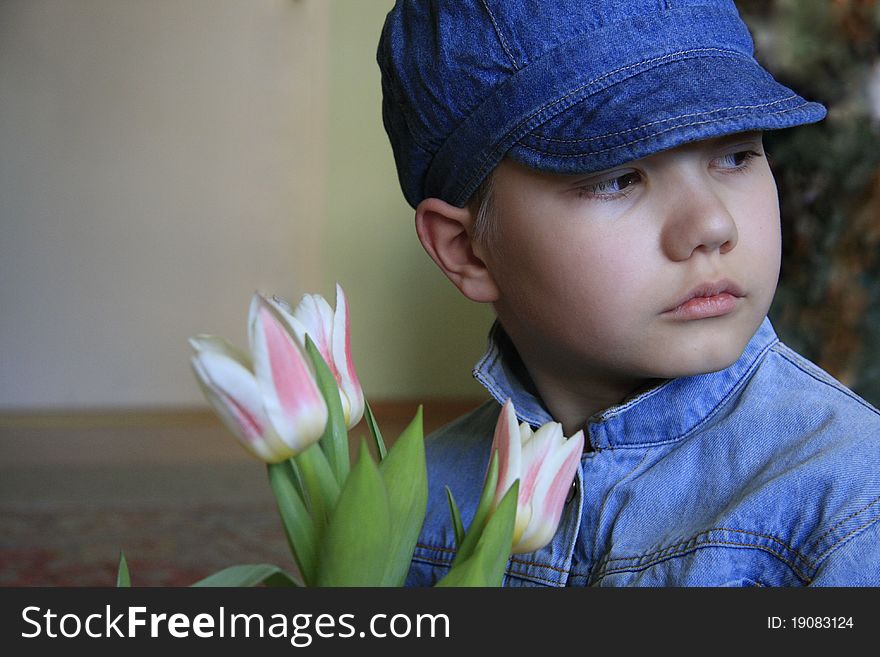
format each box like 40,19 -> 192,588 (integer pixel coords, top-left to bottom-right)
765,341 -> 880,415
750,340 -> 880,446
736,342 -> 880,584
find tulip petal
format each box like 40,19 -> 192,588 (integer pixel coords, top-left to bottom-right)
515,430 -> 584,554
251,300 -> 328,453
519,422 -> 561,504
189,334 -> 251,369
267,294 -> 307,345
292,292 -> 336,370
247,293 -> 262,351
331,283 -> 364,427
190,351 -> 291,462
288,291 -> 356,423
271,286 -> 365,430
489,399 -> 521,508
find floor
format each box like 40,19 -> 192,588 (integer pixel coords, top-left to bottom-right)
0,399 -> 483,586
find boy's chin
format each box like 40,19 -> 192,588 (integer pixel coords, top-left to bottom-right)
653,340 -> 750,379
649,312 -> 765,378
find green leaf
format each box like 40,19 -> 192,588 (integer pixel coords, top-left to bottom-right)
316,440 -> 392,586
116,551 -> 130,588
451,451 -> 500,568
191,564 -> 301,587
293,442 -> 340,535
445,486 -> 465,551
435,481 -> 517,587
378,406 -> 427,586
364,401 -> 387,460
304,335 -> 349,484
268,461 -> 319,586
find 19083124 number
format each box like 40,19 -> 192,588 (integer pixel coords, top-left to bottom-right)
790,616 -> 853,629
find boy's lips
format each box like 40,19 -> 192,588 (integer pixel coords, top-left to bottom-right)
663,279 -> 745,320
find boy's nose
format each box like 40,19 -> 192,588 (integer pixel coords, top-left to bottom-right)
660,184 -> 739,262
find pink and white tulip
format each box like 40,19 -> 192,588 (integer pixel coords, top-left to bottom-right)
190,294 -> 328,463
271,284 -> 364,429
491,399 -> 585,554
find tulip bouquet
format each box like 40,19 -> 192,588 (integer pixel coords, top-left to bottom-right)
116,284 -> 584,587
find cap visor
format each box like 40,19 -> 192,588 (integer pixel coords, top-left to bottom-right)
510,54 -> 826,175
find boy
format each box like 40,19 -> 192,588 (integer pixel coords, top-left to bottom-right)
377,0 -> 880,586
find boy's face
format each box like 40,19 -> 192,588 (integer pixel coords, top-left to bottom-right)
479,131 -> 781,390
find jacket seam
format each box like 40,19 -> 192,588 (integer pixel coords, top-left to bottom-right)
599,526 -> 810,570
508,556 -> 570,575
811,496 -> 880,566
592,540 -> 811,585
415,542 -> 456,557
505,568 -> 565,587
807,493 -> 880,555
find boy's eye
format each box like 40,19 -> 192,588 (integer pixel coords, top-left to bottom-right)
577,171 -> 642,200
713,149 -> 763,170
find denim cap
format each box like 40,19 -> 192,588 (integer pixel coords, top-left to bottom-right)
377,0 -> 827,209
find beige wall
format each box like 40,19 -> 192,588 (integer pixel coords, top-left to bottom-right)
0,0 -> 492,410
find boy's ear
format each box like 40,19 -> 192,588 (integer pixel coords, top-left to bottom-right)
414,197 -> 499,303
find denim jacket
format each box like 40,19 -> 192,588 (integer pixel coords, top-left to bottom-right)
406,318 -> 880,586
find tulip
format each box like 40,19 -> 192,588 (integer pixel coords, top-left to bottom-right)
490,399 -> 585,554
271,283 -> 364,429
190,294 -> 328,462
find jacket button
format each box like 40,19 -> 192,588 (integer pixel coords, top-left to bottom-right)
565,479 -> 578,504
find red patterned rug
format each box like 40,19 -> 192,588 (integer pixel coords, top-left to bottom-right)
0,501 -> 296,587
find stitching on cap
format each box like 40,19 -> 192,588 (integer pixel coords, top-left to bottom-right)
529,95 -> 798,143
481,0 -> 520,71
456,47 -> 746,200
514,102 -> 811,157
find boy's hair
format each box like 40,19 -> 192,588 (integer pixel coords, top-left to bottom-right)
377,0 -> 825,211
470,171 -> 498,247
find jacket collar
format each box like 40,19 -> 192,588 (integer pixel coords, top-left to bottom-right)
473,317 -> 779,449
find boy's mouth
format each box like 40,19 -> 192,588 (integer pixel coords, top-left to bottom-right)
663,280 -> 745,320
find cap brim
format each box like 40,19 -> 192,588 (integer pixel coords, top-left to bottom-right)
509,54 -> 826,175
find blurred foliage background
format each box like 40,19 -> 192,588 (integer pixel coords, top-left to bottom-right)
738,0 -> 880,406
